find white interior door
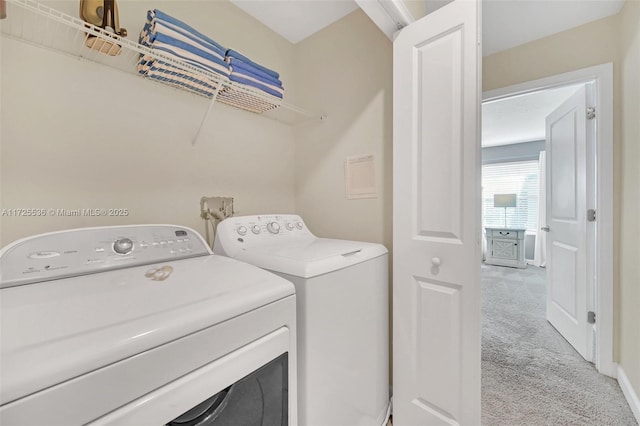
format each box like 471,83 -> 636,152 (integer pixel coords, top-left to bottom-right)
545,85 -> 591,361
392,1 -> 481,424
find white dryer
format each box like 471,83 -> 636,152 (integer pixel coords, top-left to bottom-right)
214,215 -> 389,426
0,225 -> 297,425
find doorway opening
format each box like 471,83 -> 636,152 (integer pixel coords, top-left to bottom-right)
481,63 -> 614,374
479,64 -> 626,423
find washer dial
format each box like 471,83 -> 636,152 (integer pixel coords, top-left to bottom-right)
113,238 -> 133,255
267,222 -> 281,234
237,226 -> 248,236
251,225 -> 261,235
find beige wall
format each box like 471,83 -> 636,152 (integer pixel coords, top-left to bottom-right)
484,3 -> 640,396
292,8 -> 393,384
404,0 -> 428,21
482,13 -> 622,92
618,0 -> 640,397
0,0 -> 297,246
293,9 -> 392,250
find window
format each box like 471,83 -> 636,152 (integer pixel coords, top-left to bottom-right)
482,160 -> 540,232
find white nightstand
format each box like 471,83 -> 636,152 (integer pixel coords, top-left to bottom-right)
484,227 -> 527,268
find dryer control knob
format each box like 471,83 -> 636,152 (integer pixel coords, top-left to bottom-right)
295,222 -> 303,230
267,222 -> 280,234
285,223 -> 294,231
251,225 -> 261,235
237,226 -> 248,236
113,238 -> 133,255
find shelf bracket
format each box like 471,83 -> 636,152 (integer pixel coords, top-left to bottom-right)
192,84 -> 222,146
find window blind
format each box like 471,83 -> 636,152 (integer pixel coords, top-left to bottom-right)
482,160 -> 540,232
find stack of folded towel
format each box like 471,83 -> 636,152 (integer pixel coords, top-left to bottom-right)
225,49 -> 284,99
136,9 -> 285,106
138,9 -> 230,97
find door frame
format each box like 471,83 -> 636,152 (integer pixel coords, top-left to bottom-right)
482,63 -> 614,377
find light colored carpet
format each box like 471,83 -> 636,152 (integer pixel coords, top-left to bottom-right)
481,263 -> 637,425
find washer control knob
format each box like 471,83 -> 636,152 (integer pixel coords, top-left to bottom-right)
285,222 -> 294,231
113,238 -> 133,255
237,226 -> 248,236
295,222 -> 303,230
267,222 -> 281,234
251,225 -> 261,235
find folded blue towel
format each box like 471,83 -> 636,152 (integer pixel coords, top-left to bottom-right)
227,57 -> 282,87
150,9 -> 226,54
230,67 -> 283,94
140,26 -> 230,77
226,49 -> 280,80
229,72 -> 284,95
142,17 -> 225,59
150,31 -> 226,66
229,73 -> 283,99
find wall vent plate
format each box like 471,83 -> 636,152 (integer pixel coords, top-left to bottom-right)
344,154 -> 377,200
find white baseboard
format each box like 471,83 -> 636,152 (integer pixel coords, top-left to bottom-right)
599,359 -> 617,378
617,364 -> 640,424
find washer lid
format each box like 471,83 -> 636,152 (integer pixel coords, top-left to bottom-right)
234,238 -> 388,278
0,255 -> 294,406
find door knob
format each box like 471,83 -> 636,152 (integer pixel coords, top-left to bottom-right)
431,257 -> 441,267
541,226 -> 550,232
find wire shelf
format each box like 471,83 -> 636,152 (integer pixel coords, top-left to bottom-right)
0,0 -> 324,126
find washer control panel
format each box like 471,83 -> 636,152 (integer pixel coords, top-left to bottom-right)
230,215 -> 308,238
214,214 -> 315,256
0,225 -> 211,288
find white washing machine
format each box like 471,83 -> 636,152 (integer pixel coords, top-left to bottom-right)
0,225 -> 297,425
214,215 -> 389,426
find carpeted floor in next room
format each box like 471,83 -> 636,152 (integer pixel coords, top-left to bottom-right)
481,263 -> 637,426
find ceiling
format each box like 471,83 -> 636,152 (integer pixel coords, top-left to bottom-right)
481,84 -> 582,147
230,0 -> 625,54
482,0 -> 625,55
230,0 -> 359,44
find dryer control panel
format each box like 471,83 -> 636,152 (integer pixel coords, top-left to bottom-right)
214,214 -> 316,257
0,225 -> 211,288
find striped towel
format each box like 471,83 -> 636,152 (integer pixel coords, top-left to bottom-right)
148,9 -> 226,55
226,49 -> 280,80
142,19 -> 225,60
227,57 -> 283,87
224,51 -> 284,98
229,72 -> 284,98
140,26 -> 230,77
138,55 -> 219,98
139,9 -> 230,77
136,9 -> 285,106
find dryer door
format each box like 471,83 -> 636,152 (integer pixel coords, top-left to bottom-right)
167,353 -> 288,426
90,328 -> 291,425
